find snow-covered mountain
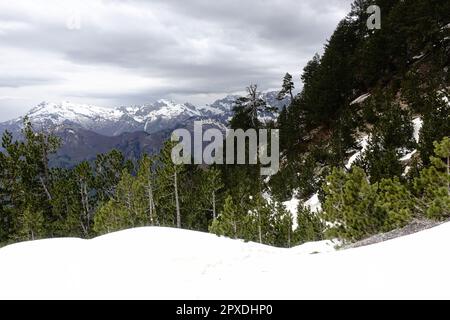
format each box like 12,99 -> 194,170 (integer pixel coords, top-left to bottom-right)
0,92 -> 289,167
2,99 -> 206,136
0,92 -> 289,137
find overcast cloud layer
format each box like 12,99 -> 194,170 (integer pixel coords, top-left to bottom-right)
0,0 -> 352,121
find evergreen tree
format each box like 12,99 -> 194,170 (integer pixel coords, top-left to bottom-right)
202,167 -> 223,222
115,169 -> 147,227
414,137 -> 450,219
0,119 -> 60,242
93,169 -> 148,235
230,84 -> 275,129
376,177 -> 413,232
73,161 -> 95,237
277,72 -> 294,101
294,204 -> 325,245
136,155 -> 158,226
322,167 -> 381,241
209,194 -> 240,239
182,166 -> 224,229
271,202 -> 294,248
155,140 -> 185,227
93,200 -> 130,235
95,149 -> 133,202
357,93 -> 415,182
49,168 -> 84,237
248,194 -> 273,244
418,90 -> 450,166
16,207 -> 45,241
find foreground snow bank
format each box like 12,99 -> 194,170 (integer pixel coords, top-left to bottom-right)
0,223 -> 449,299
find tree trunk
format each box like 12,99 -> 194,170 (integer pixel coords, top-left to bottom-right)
39,176 -> 52,201
447,156 -> 449,196
174,170 -> 181,228
147,178 -> 155,225
212,191 -> 216,220
258,211 -> 262,244
84,183 -> 91,231
287,217 -> 292,248
79,180 -> 90,237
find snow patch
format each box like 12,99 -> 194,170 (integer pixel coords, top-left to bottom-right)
400,150 -> 417,162
282,196 -> 300,229
412,53 -> 425,60
345,135 -> 369,169
304,193 -> 321,213
412,117 -> 423,143
350,93 -> 371,105
282,192 -> 322,230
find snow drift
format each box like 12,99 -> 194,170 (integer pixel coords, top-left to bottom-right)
0,223 -> 449,299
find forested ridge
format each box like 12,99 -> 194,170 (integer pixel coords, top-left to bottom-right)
1,0 -> 449,247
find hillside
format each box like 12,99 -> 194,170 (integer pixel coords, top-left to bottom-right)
0,223 -> 449,299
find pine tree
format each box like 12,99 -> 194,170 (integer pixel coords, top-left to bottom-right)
0,119 -> 60,242
155,140 -> 185,228
0,132 -> 17,244
322,167 -> 381,241
271,202 -> 294,248
16,207 -> 45,241
376,177 -> 413,232
301,53 -> 321,86
95,149 -> 132,202
136,155 -> 158,226
93,169 -> 148,235
73,161 -> 95,237
418,90 -> 450,166
357,93 -> 415,182
248,194 -> 272,244
209,194 -> 239,239
414,137 -> 450,219
50,168 -> 84,237
294,204 -> 324,245
196,167 -> 223,222
116,169 -> 147,227
277,72 -> 294,101
93,200 -> 130,235
230,84 -> 274,129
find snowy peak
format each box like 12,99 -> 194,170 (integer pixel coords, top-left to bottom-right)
28,100 -> 200,124
144,99 -> 201,121
27,101 -> 122,125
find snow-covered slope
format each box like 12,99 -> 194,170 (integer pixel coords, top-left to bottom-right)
0,222 -> 449,299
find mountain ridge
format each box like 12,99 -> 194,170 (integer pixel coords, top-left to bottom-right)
0,91 -> 289,136
0,91 -> 289,167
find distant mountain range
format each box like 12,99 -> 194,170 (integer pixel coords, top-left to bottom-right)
0,91 -> 289,167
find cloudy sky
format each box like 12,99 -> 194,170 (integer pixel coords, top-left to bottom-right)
0,0 -> 352,121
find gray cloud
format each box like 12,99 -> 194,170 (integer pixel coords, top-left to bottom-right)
0,76 -> 59,88
0,0 -> 353,121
